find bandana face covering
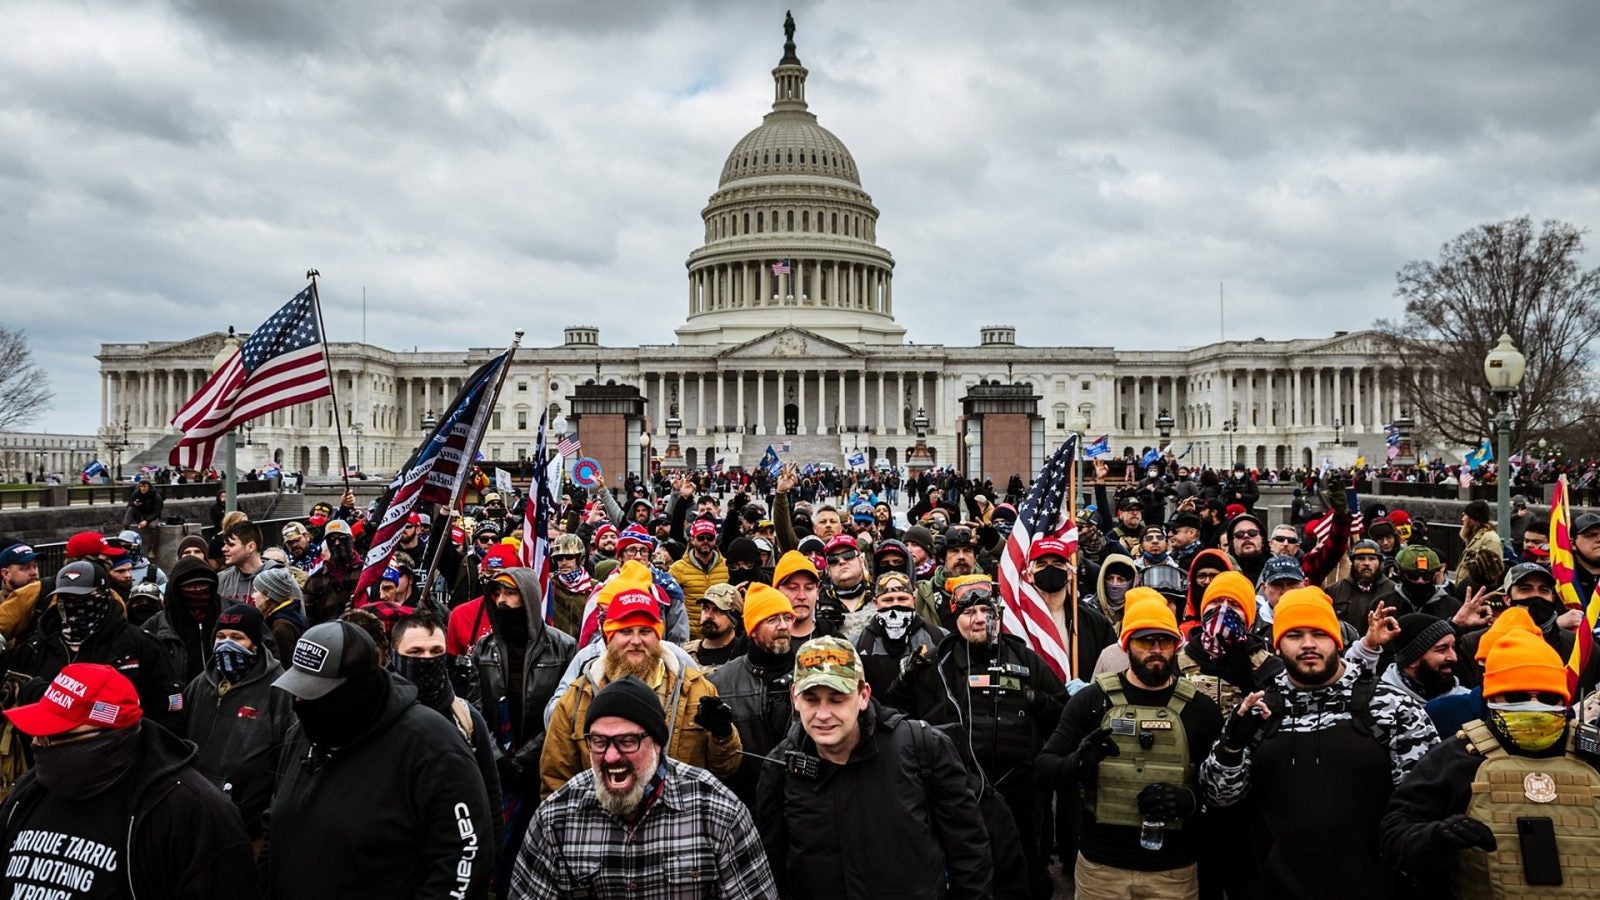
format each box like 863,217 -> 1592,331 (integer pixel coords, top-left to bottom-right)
59,594 -> 111,645
556,568 -> 594,595
393,654 -> 452,709
34,724 -> 142,799
1489,700 -> 1568,752
1103,582 -> 1132,617
874,607 -> 917,641
1199,604 -> 1249,659
212,638 -> 257,684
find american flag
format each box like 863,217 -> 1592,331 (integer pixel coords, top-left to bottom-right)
997,435 -> 1080,681
771,258 -> 791,276
170,287 -> 332,470
523,414 -> 556,623
88,700 -> 121,726
557,434 -> 581,458
354,352 -> 509,600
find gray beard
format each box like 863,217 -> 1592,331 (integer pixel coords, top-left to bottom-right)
593,748 -> 658,816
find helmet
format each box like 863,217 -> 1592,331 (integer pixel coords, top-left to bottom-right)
552,534 -> 585,558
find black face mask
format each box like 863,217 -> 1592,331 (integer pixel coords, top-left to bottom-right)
33,724 -> 142,799
492,601 -> 531,646
728,567 -> 771,588
1033,566 -> 1071,594
393,654 -> 452,710
293,669 -> 389,749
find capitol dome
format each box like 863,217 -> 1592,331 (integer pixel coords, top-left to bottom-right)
677,14 -> 903,347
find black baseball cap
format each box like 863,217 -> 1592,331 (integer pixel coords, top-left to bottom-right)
273,622 -> 380,700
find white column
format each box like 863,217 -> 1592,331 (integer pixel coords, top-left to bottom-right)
1245,370 -> 1255,431
736,372 -> 746,431
1351,367 -> 1363,430
875,373 -> 885,433
1312,369 -> 1322,427
838,371 -> 847,432
696,372 -> 706,435
797,370 -> 807,435
817,371 -> 828,433
915,373 -> 926,416
896,372 -> 905,434
1133,377 -> 1142,433
851,371 -> 861,430
1265,370 -> 1275,427
100,375 -> 109,427
1333,368 -> 1343,429
716,372 -> 726,431
756,371 -> 766,435
777,370 -> 786,432
931,373 -> 942,433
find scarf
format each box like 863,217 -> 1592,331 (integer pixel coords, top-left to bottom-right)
556,568 -> 594,595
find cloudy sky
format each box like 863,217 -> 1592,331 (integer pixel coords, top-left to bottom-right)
5,0 -> 1598,433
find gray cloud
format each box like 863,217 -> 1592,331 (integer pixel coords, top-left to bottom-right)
4,0 -> 1598,432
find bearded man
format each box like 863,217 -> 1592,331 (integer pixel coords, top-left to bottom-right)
540,588 -> 741,799
509,677 -> 777,899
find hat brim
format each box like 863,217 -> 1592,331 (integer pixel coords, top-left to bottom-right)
1,552 -> 40,565
4,699 -> 84,737
793,673 -> 860,695
1128,627 -> 1180,642
273,667 -> 347,700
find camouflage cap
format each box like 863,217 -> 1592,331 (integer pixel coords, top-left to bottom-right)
701,582 -> 743,614
793,636 -> 863,695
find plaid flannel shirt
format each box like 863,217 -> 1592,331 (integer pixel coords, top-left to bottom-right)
511,758 -> 777,900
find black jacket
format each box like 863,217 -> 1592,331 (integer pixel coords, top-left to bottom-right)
8,599 -> 185,732
707,646 -> 796,804
470,567 -> 577,786
184,652 -> 294,837
756,700 -> 992,899
0,722 -> 259,900
145,556 -> 223,684
268,674 -> 494,900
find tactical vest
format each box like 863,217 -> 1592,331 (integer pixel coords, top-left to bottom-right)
1453,719 -> 1600,899
1176,646 -> 1273,712
1086,671 -> 1196,828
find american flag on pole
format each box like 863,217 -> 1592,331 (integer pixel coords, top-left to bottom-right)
997,434 -> 1079,681
523,414 -> 556,623
557,434 -> 581,458
771,259 -> 791,276
170,286 -> 332,470
353,353 -> 509,599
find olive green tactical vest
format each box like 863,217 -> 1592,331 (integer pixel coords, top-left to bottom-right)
1454,719 -> 1600,899
1177,645 -> 1273,712
1086,671 -> 1196,828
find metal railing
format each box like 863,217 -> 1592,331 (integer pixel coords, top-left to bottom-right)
0,479 -> 274,510
31,515 -> 307,582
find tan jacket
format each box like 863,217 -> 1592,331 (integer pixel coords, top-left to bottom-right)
0,582 -> 41,642
539,647 -> 742,799
1456,525 -> 1505,591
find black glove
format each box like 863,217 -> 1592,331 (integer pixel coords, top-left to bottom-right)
1322,473 -> 1349,515
1222,706 -> 1267,752
1434,814 -> 1497,852
694,696 -> 735,740
1137,783 -> 1198,821
899,644 -> 935,678
1066,727 -> 1119,782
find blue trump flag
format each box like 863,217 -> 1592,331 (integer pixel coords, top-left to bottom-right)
1084,435 -> 1111,459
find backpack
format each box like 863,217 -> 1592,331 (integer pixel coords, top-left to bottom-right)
448,696 -> 475,744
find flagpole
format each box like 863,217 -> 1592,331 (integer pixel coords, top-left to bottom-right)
1068,434 -> 1080,676
307,269 -> 353,500
419,330 -> 525,603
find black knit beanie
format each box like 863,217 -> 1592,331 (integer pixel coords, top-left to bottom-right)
585,676 -> 668,748
1394,613 -> 1453,669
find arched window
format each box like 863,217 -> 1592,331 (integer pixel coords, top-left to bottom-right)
831,212 -> 838,233
757,211 -> 764,233
744,212 -> 750,233
802,211 -> 809,231
787,210 -> 794,231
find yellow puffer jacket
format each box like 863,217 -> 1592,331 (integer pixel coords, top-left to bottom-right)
668,552 -> 729,641
539,648 -> 742,799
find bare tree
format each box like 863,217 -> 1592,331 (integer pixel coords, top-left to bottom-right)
1375,217 -> 1600,450
0,328 -> 52,431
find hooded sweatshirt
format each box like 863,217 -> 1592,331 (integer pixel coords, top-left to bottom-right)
1183,548 -> 1238,633
146,556 -> 223,683
1092,554 -> 1138,625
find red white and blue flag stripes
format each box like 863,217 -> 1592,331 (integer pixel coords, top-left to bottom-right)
997,434 -> 1080,681
354,352 -> 509,599
169,287 -> 331,470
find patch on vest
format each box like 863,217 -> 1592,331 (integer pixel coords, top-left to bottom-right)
1524,771 -> 1558,803
1110,717 -> 1137,736
1140,720 -> 1173,731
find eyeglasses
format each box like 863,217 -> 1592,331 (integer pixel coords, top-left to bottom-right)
583,732 -> 648,754
1270,535 -> 1300,545
620,547 -> 652,559
826,551 -> 860,564
1129,634 -> 1178,650
1232,529 -> 1261,539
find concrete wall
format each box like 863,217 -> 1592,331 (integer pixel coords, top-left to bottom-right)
0,492 -> 295,545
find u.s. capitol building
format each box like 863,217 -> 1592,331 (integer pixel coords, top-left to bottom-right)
97,20 -> 1415,483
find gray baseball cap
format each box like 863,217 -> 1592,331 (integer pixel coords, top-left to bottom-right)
273,622 -> 379,700
52,561 -> 104,596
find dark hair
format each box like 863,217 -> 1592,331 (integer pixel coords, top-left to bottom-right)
223,521 -> 263,552
340,608 -> 390,657
390,609 -> 446,649
1526,518 -> 1549,534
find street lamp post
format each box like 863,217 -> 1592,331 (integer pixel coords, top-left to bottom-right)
421,409 -> 437,434
1333,417 -> 1343,446
1484,333 -> 1528,544
352,423 -> 365,475
1221,418 -> 1238,468
638,431 -> 652,479
1156,408 -> 1174,452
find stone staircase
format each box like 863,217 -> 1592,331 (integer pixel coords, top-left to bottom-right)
126,433 -> 181,469
759,433 -> 846,468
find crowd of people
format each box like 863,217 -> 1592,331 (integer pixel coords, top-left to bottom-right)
0,453 -> 1597,899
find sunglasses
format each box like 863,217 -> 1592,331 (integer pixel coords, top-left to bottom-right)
826,551 -> 860,563
1232,529 -> 1262,539
1270,535 -> 1300,545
